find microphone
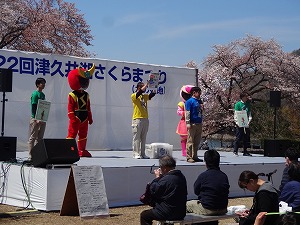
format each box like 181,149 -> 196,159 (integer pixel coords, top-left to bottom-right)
258,169 -> 277,177
268,169 -> 277,176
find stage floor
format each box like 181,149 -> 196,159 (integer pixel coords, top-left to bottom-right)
0,150 -> 285,211
15,148 -> 285,167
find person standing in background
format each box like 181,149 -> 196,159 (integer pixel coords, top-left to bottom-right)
28,77 -> 46,159
233,91 -> 253,156
131,81 -> 156,159
185,86 -> 204,163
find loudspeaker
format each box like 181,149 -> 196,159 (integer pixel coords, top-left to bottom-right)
264,139 -> 292,157
31,139 -> 80,168
0,68 -> 13,92
270,91 -> 281,108
0,136 -> 17,161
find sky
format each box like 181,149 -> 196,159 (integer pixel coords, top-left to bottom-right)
66,0 -> 300,67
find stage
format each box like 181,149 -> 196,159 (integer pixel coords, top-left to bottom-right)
0,149 -> 285,211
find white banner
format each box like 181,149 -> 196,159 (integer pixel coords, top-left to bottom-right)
0,49 -> 196,151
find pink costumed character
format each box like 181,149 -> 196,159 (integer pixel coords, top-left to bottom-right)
176,85 -> 194,156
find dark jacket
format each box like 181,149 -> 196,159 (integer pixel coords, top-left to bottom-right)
240,181 -> 279,225
280,180 -> 300,211
194,167 -> 230,210
279,166 -> 290,192
150,169 -> 187,220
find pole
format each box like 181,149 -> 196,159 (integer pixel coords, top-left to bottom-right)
195,69 -> 199,87
273,107 -> 277,140
1,91 -> 7,136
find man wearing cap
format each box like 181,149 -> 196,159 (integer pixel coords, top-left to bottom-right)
131,81 -> 156,159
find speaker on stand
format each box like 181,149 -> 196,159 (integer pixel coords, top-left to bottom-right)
270,91 -> 281,108
0,68 -> 16,162
264,91 -> 282,157
0,68 -> 13,92
269,90 -> 281,140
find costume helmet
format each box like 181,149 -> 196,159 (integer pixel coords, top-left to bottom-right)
67,64 -> 95,90
180,85 -> 194,102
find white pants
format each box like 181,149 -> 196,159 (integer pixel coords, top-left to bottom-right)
132,118 -> 149,157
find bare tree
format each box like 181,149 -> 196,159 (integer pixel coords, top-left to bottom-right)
0,0 -> 93,57
188,35 -> 300,138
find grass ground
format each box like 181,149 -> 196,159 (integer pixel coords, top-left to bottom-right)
0,197 -> 252,225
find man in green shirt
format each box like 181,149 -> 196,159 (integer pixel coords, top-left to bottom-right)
28,77 -> 46,159
233,91 -> 252,156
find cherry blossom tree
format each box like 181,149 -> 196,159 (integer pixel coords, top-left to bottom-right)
188,35 -> 300,139
0,0 -> 93,57
292,49 -> 300,56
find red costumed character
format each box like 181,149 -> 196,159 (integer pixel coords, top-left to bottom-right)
176,85 -> 194,156
67,65 -> 95,157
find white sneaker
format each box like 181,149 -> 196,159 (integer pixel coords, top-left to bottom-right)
133,154 -> 141,159
233,152 -> 239,156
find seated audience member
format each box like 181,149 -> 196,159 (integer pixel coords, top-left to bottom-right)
140,155 -> 187,225
186,150 -> 230,216
237,170 -> 279,225
254,212 -> 300,225
279,161 -> 300,212
279,147 -> 299,192
277,212 -> 300,225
